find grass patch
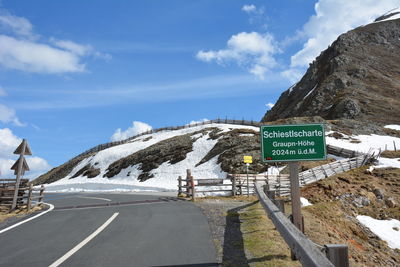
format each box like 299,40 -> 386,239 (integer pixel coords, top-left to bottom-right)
238,201 -> 301,267
380,150 -> 400,158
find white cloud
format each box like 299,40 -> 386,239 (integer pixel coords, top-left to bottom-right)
287,0 -> 400,74
266,102 -> 275,109
51,39 -> 93,56
0,10 -> 35,38
0,35 -> 85,73
51,39 -> 112,61
0,128 -> 21,157
186,118 -> 210,126
0,128 -> 50,178
281,68 -> 303,84
0,10 -> 110,74
242,4 -> 257,13
197,32 -> 279,79
111,121 -> 153,142
0,104 -> 24,126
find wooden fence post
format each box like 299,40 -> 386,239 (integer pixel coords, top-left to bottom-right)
324,244 -> 349,267
178,176 -> 182,196
190,174 -> 195,201
186,169 -> 191,197
263,184 -> 269,194
232,174 -> 236,196
38,185 -> 44,205
27,183 -> 33,212
267,190 -> 276,200
275,199 -> 285,213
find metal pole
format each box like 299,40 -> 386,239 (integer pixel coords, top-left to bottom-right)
246,163 -> 250,196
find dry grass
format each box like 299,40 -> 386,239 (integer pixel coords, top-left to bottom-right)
0,205 -> 42,223
300,167 -> 400,266
380,150 -> 400,158
238,201 -> 301,267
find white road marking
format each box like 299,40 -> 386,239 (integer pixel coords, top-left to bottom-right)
0,203 -> 55,235
78,196 -> 112,202
49,212 -> 119,267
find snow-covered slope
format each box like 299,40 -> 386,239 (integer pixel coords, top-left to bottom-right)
43,123 -> 259,192
40,122 -> 400,192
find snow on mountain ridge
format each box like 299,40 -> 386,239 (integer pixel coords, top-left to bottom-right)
44,123 -> 258,192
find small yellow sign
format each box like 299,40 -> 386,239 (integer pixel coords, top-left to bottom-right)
243,155 -> 252,164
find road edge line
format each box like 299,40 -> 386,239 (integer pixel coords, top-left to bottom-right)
49,212 -> 119,267
0,202 -> 55,235
78,196 -> 112,202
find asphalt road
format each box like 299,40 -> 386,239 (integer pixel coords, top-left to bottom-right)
0,193 -> 218,267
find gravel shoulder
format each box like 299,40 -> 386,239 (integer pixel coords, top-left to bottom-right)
195,197 -> 300,267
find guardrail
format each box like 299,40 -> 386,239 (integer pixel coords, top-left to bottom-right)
255,182 -> 349,267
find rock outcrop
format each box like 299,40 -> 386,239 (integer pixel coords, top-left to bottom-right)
262,18 -> 400,125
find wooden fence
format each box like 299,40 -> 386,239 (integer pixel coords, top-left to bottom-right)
326,144 -> 366,158
0,179 -> 29,207
178,152 -> 374,198
234,154 -> 372,197
178,170 -> 290,199
0,179 -> 44,210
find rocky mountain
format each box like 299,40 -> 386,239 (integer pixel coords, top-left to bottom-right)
262,17 -> 400,125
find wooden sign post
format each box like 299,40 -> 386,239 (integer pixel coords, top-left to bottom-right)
10,139 -> 32,210
260,124 -> 326,231
289,162 -> 302,231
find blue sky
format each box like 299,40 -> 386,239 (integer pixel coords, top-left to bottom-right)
0,0 -> 399,178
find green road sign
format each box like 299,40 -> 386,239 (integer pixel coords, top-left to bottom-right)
260,124 -> 326,162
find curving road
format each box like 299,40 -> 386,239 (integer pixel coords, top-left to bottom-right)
0,193 -> 218,267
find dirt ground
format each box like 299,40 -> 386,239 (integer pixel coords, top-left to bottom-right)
301,166 -> 400,267
195,166 -> 399,267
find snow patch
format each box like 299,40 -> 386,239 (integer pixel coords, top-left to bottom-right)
375,157 -> 400,169
326,133 -> 400,154
385,125 -> 400,131
46,123 -> 258,192
301,197 -> 312,207
303,84 -> 317,100
239,133 -> 255,137
357,215 -> 400,249
287,83 -> 297,95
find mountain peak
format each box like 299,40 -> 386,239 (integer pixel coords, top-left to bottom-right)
262,18 -> 400,125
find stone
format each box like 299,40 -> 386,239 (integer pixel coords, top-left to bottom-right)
385,197 -> 397,208
373,188 -> 384,199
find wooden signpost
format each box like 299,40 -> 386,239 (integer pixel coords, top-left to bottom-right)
10,139 -> 32,210
260,124 -> 326,234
